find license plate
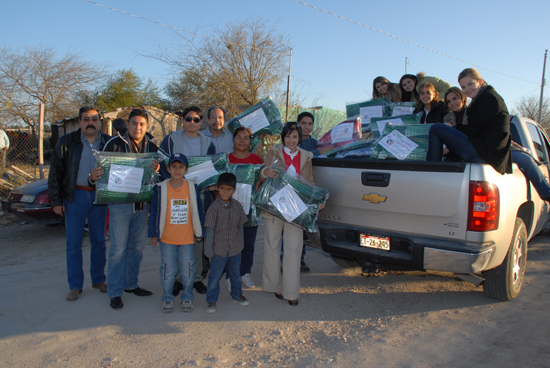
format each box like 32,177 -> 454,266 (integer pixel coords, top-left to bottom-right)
360,234 -> 390,250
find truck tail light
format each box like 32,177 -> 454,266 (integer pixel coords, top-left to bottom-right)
468,181 -> 499,231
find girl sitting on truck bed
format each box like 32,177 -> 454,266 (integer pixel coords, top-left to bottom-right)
427,68 -> 550,201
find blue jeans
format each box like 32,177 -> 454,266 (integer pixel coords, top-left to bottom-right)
240,226 -> 258,276
107,203 -> 149,298
159,241 -> 194,302
427,123 -> 484,163
207,253 -> 242,303
512,150 -> 550,199
64,189 -> 107,290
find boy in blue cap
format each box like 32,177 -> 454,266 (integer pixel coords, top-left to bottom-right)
149,153 -> 205,313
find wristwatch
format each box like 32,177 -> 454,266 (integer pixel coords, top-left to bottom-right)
88,173 -> 96,186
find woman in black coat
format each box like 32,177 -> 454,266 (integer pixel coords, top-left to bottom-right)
413,82 -> 448,125
426,68 -> 512,175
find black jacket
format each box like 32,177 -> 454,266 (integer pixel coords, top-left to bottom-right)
457,86 -> 512,175
415,100 -> 448,125
103,131 -> 158,154
48,129 -> 111,207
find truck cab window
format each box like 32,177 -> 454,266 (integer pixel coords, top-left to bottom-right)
527,123 -> 548,163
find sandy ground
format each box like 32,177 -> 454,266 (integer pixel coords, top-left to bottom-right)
1,215 -> 550,368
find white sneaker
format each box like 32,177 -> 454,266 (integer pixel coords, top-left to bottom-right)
206,302 -> 217,314
226,278 -> 231,292
241,273 -> 255,288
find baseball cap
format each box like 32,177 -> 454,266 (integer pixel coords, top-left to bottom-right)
169,153 -> 188,166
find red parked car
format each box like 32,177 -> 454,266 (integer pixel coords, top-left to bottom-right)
2,179 -> 63,224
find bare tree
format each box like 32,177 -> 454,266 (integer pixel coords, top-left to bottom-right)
0,46 -> 107,131
513,95 -> 550,131
155,17 -> 290,115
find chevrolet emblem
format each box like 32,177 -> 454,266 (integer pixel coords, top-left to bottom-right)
362,193 -> 387,204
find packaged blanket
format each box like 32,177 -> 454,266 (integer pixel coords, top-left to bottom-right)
345,98 -> 391,133
184,153 -> 229,190
390,102 -> 416,117
254,159 -> 329,232
370,114 -> 420,138
225,96 -> 284,152
94,151 -> 161,204
371,123 -> 432,161
325,138 -> 378,158
316,117 -> 362,151
228,163 -> 262,227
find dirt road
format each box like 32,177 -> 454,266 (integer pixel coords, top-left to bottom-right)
1,218 -> 549,367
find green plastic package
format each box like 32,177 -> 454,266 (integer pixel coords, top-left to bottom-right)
370,114 -> 421,138
254,159 -> 329,232
183,153 -> 229,191
389,102 -> 416,116
94,151 -> 161,204
345,98 -> 391,133
325,138 -> 378,158
371,123 -> 432,161
226,96 -> 284,152
228,164 -> 263,227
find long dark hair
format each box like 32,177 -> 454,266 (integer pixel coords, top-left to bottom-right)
399,74 -> 420,102
444,87 -> 467,111
372,76 -> 400,101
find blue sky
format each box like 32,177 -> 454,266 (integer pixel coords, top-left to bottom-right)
2,0 -> 549,113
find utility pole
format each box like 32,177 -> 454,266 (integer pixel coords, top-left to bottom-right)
285,48 -> 293,122
405,57 -> 408,74
38,103 -> 45,179
538,49 -> 547,124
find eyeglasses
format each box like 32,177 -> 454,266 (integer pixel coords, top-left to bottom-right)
82,117 -> 100,123
184,116 -> 202,123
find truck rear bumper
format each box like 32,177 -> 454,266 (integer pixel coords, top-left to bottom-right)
319,221 -> 494,274
423,248 -> 493,273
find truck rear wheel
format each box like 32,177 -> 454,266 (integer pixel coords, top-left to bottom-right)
331,255 -> 359,268
482,218 -> 528,301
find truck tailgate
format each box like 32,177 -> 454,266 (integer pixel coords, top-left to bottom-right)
313,159 -> 470,240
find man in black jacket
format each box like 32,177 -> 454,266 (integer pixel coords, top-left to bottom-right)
102,108 -> 160,310
48,106 -> 111,302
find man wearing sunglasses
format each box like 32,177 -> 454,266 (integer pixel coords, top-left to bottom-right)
159,107 -> 215,166
159,106 -> 215,295
48,106 -> 111,302
202,106 -> 234,154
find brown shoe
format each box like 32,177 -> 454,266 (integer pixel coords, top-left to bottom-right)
92,282 -> 108,293
66,289 -> 82,302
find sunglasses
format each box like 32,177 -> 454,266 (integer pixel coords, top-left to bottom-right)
184,116 -> 202,123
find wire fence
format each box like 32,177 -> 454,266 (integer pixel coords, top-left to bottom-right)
0,129 -> 51,196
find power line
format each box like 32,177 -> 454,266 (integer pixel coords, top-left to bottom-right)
290,0 -> 538,84
82,0 -> 288,55
507,87 -> 542,104
456,0 -> 546,50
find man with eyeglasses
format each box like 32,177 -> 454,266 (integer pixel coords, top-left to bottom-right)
202,106 -> 234,154
48,106 -> 111,301
159,106 -> 215,295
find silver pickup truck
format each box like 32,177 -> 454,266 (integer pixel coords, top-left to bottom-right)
311,115 -> 550,301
